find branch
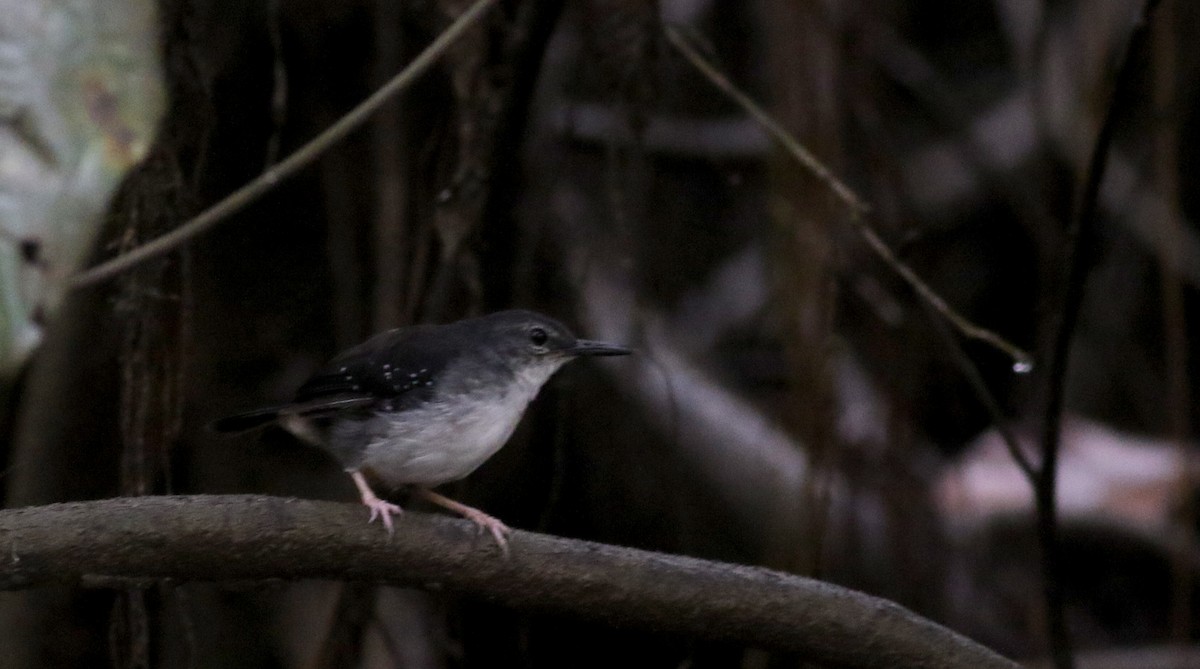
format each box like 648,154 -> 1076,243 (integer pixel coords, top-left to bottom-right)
663,23 -> 1037,477
664,24 -> 1033,372
67,0 -> 500,289
0,495 -> 1017,669
924,301 -> 1037,481
1034,2 -> 1163,668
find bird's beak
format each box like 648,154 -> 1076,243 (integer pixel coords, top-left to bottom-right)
567,339 -> 633,357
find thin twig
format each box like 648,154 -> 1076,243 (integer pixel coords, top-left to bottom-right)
666,22 -> 1036,477
664,25 -> 1033,370
0,495 -> 1020,669
855,226 -> 1033,370
1036,2 -> 1163,668
68,0 -> 500,289
665,27 -> 868,215
924,300 -> 1037,481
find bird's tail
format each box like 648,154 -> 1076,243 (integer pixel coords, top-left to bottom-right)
208,407 -> 284,433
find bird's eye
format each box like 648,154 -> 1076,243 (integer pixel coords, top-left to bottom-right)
529,327 -> 549,348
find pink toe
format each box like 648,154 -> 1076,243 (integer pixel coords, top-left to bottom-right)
364,500 -> 402,536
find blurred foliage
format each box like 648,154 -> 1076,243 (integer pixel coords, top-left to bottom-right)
0,0 -> 164,372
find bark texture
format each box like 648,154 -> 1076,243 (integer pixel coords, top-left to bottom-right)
0,495 -> 1018,669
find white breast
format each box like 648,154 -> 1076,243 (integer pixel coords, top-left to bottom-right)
360,357 -> 566,486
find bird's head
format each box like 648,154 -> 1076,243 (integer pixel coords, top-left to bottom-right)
476,310 -> 631,384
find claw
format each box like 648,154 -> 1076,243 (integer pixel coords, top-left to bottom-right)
414,487 -> 512,555
365,498 -> 404,536
462,508 -> 511,555
350,470 -> 403,537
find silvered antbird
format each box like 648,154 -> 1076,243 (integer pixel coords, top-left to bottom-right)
212,310 -> 631,550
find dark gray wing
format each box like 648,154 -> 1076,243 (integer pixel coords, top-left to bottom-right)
213,323 -> 465,432
292,323 -> 457,414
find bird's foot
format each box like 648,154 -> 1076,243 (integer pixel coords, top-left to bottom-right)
349,470 -> 403,536
415,488 -> 512,554
365,497 -> 404,536
459,507 -> 512,554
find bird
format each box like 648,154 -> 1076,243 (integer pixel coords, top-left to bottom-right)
212,309 -> 631,551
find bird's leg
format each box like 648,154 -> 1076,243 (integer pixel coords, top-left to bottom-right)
349,470 -> 403,536
414,488 -> 511,553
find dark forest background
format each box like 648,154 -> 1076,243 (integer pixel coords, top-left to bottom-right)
2,0 -> 1199,667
